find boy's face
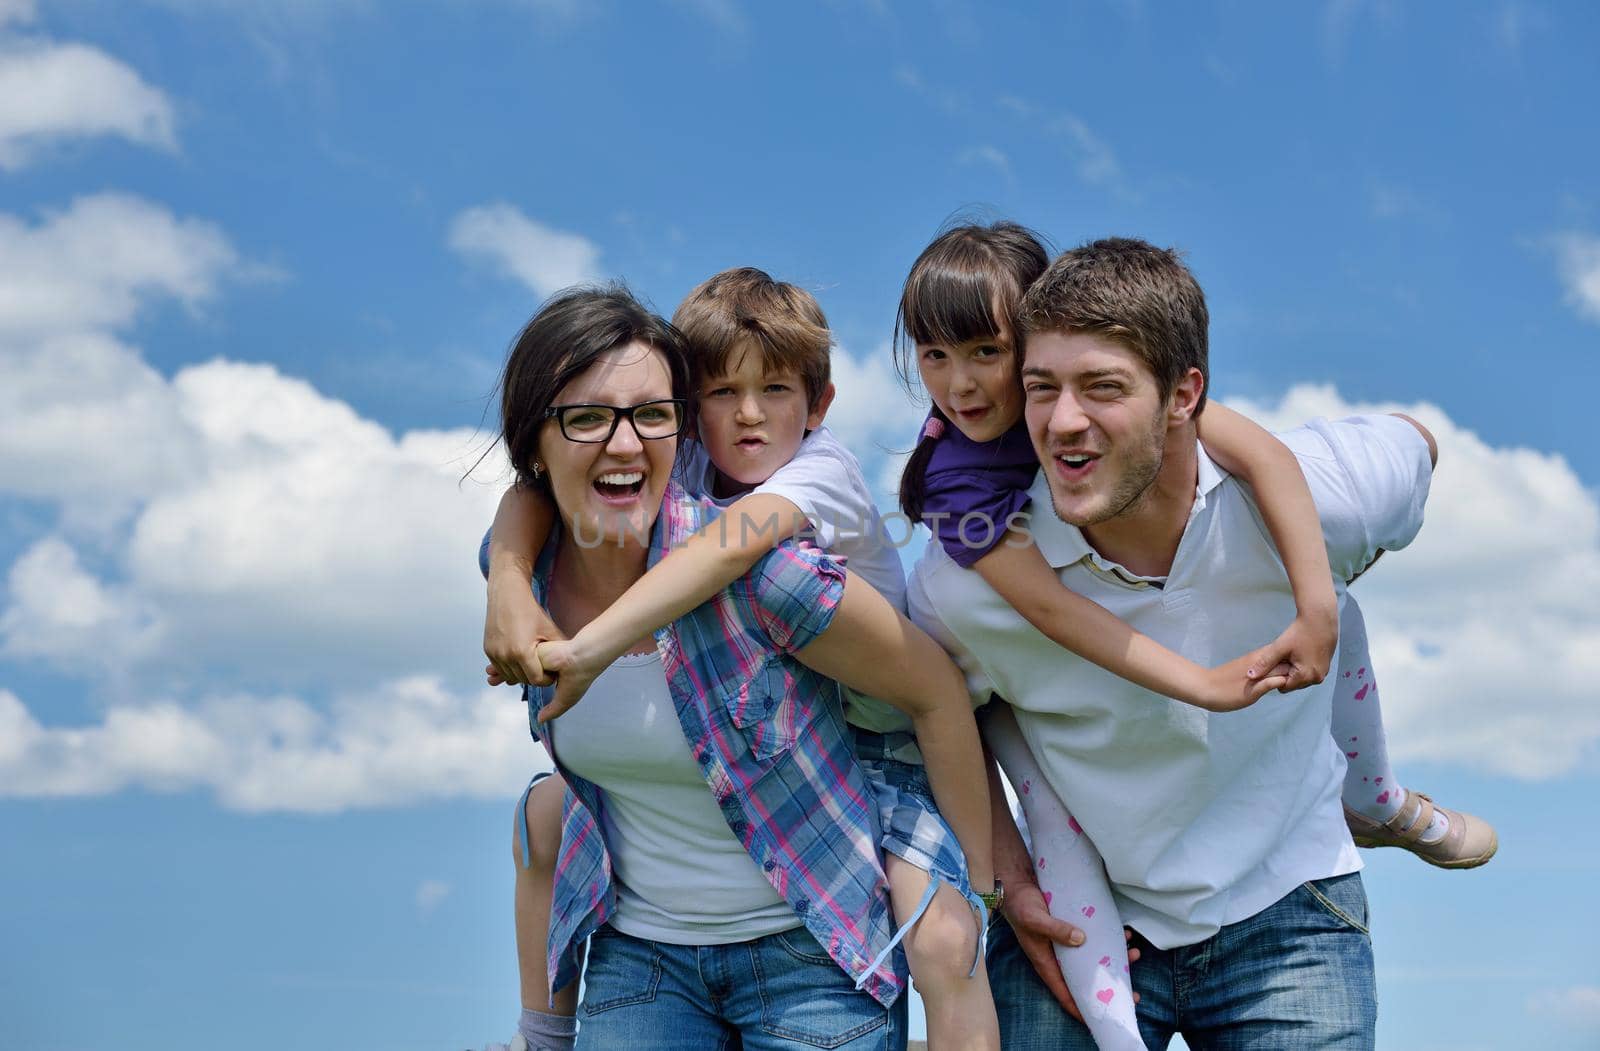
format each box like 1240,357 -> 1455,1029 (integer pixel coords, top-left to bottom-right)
696,343 -> 828,492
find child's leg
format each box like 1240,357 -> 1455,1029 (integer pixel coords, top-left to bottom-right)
851,731 -> 999,1051
1334,595 -> 1497,867
982,703 -> 1143,1051
882,856 -> 1000,1051
512,773 -> 579,1050
1331,595 -> 1415,826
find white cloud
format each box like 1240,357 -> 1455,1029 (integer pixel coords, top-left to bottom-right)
415,879 -> 452,914
0,196 -> 240,519
0,0 -> 35,28
0,354 -> 509,686
1226,384 -> 1600,779
0,192 -> 503,688
0,194 -> 238,339
0,679 -> 544,812
673,0 -> 746,34
958,145 -> 1013,184
1526,986 -> 1600,1027
996,95 -> 1127,195
448,202 -> 603,299
0,37 -> 177,170
0,537 -> 161,665
823,342 -> 926,502
1552,232 -> 1600,324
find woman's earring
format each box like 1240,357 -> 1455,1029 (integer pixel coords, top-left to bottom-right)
530,461 -> 544,479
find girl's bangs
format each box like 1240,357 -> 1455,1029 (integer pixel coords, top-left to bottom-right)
901,263 -> 1015,348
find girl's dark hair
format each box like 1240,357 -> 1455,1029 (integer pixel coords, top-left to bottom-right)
894,221 -> 1050,522
498,284 -> 689,490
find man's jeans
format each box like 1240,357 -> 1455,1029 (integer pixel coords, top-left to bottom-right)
989,872 -> 1377,1050
576,923 -> 908,1050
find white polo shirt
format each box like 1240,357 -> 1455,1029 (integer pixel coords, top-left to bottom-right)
906,414 -> 1433,948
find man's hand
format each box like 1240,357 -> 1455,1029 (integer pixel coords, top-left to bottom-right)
484,567 -> 555,688
1002,879 -> 1141,1022
1003,879 -> 1086,1019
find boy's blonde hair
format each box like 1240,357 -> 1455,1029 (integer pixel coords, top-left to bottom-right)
672,268 -> 832,410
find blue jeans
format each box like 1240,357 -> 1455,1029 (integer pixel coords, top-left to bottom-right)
989,872 -> 1377,1050
577,923 -> 908,1050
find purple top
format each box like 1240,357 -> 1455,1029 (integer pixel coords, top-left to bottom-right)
920,416 -> 1040,568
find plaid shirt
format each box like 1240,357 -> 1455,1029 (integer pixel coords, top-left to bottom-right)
485,482 -> 904,1007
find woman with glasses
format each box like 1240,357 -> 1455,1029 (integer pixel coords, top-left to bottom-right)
484,286 -> 990,1051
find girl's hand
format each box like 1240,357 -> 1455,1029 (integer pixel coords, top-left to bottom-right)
532,637 -> 609,723
1189,653 -> 1291,713
1244,604 -> 1339,693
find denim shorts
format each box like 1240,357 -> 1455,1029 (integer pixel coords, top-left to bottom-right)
987,870 -> 1377,1050
851,727 -> 988,984
577,923 -> 908,1050
852,727 -> 979,904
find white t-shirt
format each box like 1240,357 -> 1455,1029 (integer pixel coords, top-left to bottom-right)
678,427 -> 913,734
550,651 -> 799,945
907,415 -> 1433,948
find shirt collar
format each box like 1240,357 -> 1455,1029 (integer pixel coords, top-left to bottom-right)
1025,439 -> 1227,574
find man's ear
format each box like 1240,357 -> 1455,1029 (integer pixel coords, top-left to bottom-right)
806,381 -> 837,430
1167,368 -> 1204,426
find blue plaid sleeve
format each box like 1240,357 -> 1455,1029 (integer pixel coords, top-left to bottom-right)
743,540 -> 847,653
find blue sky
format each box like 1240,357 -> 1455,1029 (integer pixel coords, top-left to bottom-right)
2,1 -> 1598,1048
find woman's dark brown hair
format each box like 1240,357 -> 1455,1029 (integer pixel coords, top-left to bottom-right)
498,285 -> 689,490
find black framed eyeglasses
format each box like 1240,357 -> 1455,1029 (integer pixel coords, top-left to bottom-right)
542,399 -> 687,444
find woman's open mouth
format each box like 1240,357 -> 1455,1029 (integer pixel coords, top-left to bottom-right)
593,470 -> 645,505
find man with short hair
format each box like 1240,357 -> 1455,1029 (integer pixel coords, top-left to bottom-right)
907,237 -> 1438,1048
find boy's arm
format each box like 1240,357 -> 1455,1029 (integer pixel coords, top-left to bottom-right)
535,491 -> 809,721
792,572 -> 993,893
1196,404 -> 1340,691
974,538 -> 1288,712
484,485 -> 559,686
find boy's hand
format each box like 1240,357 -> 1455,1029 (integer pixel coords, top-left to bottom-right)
1244,604 -> 1338,694
484,570 -> 555,688
532,637 -> 610,723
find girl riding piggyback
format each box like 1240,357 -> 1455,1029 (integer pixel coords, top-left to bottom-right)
891,221 -> 1496,1049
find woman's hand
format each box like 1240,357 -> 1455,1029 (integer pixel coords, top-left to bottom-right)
484,566 -> 556,688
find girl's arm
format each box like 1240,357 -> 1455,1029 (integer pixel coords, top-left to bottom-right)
791,572 -> 993,893
534,492 -> 810,721
1195,404 -> 1339,690
484,484 -> 560,686
974,539 -> 1288,712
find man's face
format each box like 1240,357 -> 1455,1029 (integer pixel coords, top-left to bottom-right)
1022,329 -> 1173,527
695,343 -> 827,492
